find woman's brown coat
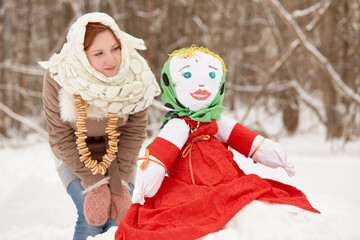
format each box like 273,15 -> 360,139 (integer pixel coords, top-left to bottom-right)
42,71 -> 148,196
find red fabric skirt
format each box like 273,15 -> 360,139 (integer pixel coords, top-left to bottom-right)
115,121 -> 319,240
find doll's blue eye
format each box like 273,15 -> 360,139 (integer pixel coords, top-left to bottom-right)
183,72 -> 192,79
209,72 -> 216,79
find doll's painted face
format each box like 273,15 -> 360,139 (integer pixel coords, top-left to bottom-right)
169,51 -> 223,111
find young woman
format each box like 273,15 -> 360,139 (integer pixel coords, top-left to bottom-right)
39,12 -> 160,240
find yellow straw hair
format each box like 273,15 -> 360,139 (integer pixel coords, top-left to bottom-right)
168,45 -> 227,71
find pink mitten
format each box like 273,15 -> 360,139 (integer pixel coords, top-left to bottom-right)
84,184 -> 111,226
110,186 -> 132,224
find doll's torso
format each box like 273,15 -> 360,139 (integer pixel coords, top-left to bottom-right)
168,119 -> 245,186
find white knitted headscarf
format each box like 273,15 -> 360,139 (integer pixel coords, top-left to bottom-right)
39,12 -> 160,121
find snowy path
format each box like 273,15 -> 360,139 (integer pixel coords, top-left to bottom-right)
0,133 -> 359,240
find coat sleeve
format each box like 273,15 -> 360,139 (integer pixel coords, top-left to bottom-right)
215,116 -> 259,157
42,71 -> 104,189
116,108 -> 149,183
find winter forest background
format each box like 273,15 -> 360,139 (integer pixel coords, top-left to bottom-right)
0,0 -> 360,239
0,0 -> 359,143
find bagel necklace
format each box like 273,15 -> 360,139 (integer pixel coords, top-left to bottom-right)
74,94 -> 120,175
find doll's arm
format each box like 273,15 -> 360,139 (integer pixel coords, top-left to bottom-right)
214,116 -> 258,157
249,135 -> 295,176
215,116 -> 295,177
132,118 -> 190,204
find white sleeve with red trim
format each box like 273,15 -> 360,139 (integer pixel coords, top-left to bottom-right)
149,118 -> 190,168
215,116 -> 295,177
132,118 -> 190,205
214,116 -> 258,157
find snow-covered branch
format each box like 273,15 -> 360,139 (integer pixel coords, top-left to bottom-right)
0,62 -> 44,76
306,0 -> 332,32
0,84 -> 42,98
269,39 -> 300,74
335,4 -> 360,32
228,80 -> 326,125
290,80 -> 326,124
167,37 -> 189,52
262,0 -> 327,128
193,16 -> 209,32
0,102 -> 48,138
237,36 -> 300,123
266,0 -> 360,105
291,1 -> 322,19
227,82 -> 293,93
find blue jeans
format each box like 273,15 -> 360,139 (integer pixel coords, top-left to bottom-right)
67,178 -> 117,240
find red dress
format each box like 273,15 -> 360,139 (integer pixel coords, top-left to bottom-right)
115,119 -> 319,240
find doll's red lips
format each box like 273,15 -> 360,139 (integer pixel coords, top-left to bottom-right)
190,89 -> 211,100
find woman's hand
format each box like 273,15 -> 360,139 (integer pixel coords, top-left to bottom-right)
110,185 -> 132,224
84,184 -> 111,226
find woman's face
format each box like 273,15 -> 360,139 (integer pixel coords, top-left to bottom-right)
85,29 -> 122,77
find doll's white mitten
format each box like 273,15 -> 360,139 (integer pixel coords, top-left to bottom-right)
132,158 -> 166,205
250,135 -> 295,177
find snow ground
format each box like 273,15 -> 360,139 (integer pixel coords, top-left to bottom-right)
0,132 -> 359,240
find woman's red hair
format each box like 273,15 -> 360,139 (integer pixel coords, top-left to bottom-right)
84,22 -> 121,50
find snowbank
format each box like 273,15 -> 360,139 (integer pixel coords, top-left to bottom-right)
0,132 -> 359,239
